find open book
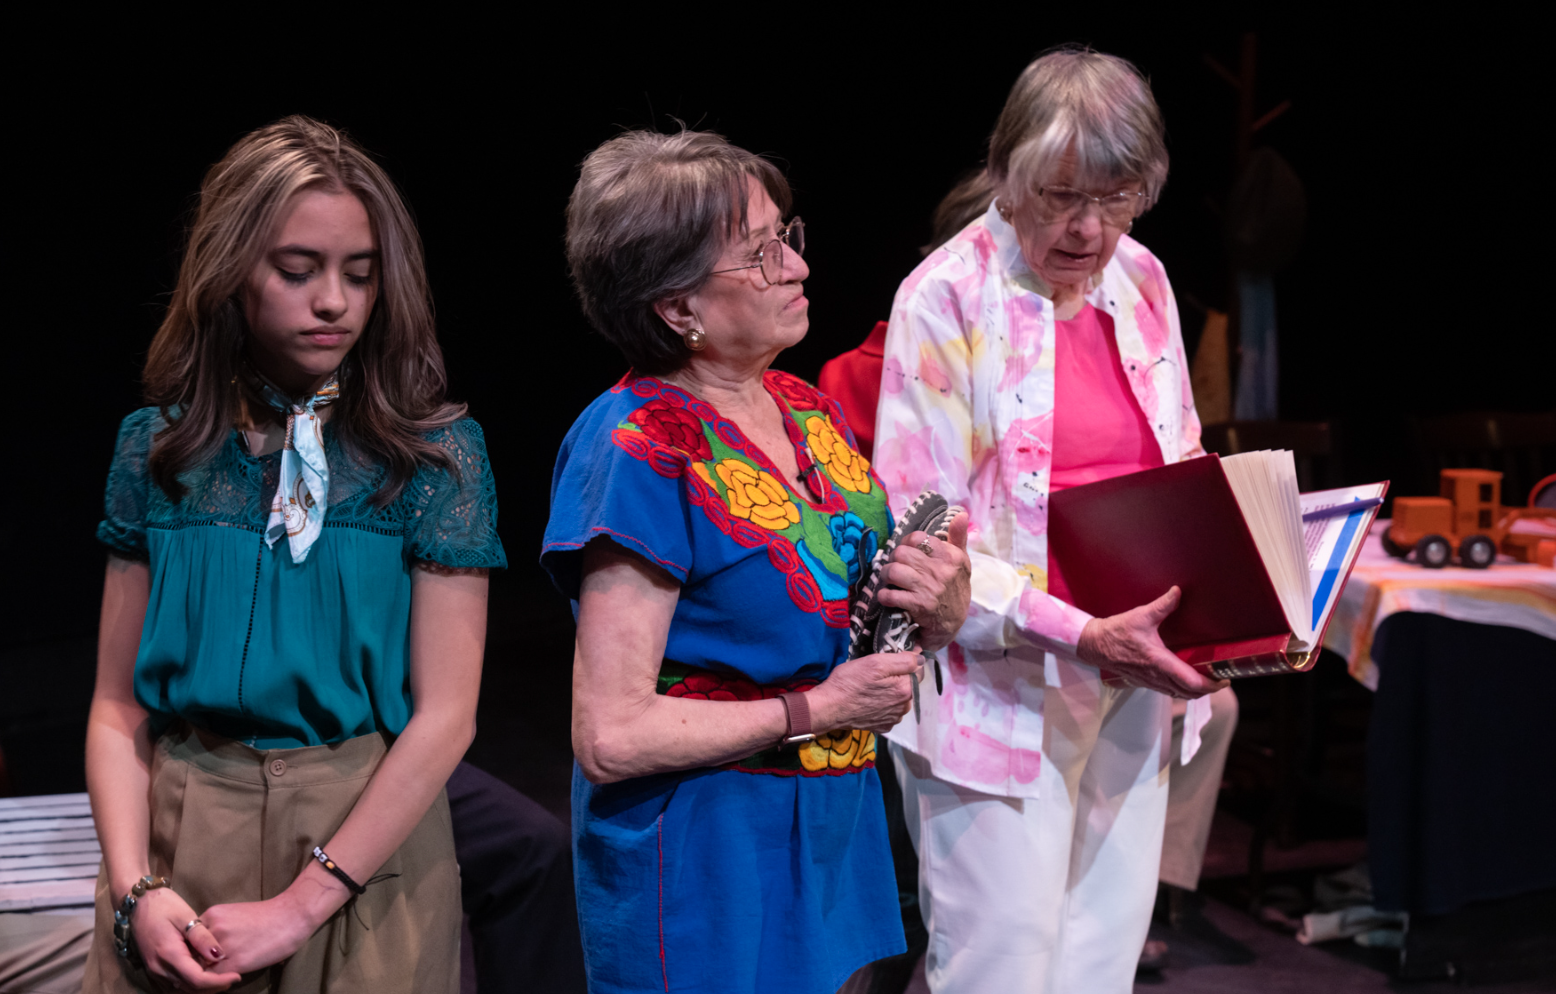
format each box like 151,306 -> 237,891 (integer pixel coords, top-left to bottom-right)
1048,452 -> 1388,679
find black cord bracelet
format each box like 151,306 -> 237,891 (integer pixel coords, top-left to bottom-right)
311,846 -> 366,896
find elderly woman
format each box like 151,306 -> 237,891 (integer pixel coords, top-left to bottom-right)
542,130 -> 971,994
873,48 -> 1224,993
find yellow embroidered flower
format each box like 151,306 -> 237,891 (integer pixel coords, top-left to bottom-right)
713,457 -> 800,531
804,416 -> 871,493
798,729 -> 877,772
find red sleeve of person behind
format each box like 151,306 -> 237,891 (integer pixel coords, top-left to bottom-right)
817,321 -> 889,461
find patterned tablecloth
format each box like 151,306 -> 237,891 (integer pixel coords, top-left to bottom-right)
1325,520 -> 1556,689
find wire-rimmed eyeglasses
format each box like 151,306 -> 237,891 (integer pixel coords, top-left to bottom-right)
1035,187 -> 1146,227
711,217 -> 805,285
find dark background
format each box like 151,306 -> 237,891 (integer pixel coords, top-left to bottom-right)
4,19 -> 1550,805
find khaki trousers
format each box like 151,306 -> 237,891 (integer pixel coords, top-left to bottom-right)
0,910 -> 94,994
83,725 -> 460,994
1159,685 -> 1239,891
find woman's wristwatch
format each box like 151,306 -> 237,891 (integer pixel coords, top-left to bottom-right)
778,692 -> 817,747
113,875 -> 170,961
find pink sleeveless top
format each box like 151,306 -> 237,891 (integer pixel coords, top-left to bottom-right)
1046,303 -> 1165,607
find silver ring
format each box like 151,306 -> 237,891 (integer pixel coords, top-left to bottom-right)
918,539 -> 934,557
183,918 -> 203,934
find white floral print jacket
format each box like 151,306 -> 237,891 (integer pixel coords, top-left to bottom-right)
874,202 -> 1210,798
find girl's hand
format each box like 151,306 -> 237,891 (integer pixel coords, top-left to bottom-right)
201,860 -> 349,975
809,652 -> 923,733
1075,587 -> 1227,699
124,886 -> 241,992
876,512 -> 972,653
200,894 -> 321,976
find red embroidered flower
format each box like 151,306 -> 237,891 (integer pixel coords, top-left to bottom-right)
767,371 -> 821,412
628,399 -> 712,460
666,670 -> 818,701
667,670 -> 766,702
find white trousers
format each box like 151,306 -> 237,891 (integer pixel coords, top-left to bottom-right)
893,679 -> 1172,994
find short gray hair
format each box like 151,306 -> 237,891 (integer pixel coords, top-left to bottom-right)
565,130 -> 791,375
989,47 -> 1168,211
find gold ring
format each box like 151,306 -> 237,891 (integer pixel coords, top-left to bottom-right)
184,918 -> 202,934
918,539 -> 934,557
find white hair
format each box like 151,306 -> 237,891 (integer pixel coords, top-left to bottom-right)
989,47 -> 1169,211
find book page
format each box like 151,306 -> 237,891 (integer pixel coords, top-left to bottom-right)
1221,451 -> 1314,645
1302,483 -> 1389,639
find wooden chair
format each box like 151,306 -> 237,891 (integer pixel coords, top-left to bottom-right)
1413,411 -> 1556,506
0,792 -> 99,912
1200,420 -> 1338,491
1201,420 -> 1346,899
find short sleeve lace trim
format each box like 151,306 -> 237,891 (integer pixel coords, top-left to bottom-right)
401,419 -> 507,569
97,408 -> 160,559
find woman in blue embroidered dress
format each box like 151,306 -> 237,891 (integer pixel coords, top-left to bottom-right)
83,117 -> 503,992
543,130 -> 971,994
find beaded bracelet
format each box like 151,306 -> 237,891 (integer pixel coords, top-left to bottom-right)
311,846 -> 366,896
112,875 -> 170,961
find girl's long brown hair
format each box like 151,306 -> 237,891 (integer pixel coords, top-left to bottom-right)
144,115 -> 463,504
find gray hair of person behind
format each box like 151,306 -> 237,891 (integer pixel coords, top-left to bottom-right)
566,130 -> 792,375
989,46 -> 1168,212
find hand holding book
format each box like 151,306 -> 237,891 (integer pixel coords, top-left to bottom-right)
1050,452 -> 1389,680
1075,586 -> 1229,698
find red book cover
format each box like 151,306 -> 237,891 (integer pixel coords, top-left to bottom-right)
1048,455 -> 1295,664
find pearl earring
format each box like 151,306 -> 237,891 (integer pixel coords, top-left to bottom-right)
685,328 -> 707,351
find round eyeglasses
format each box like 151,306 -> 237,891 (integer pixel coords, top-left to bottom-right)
1035,187 -> 1146,227
711,217 -> 805,285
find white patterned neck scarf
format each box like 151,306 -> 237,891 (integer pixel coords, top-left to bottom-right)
253,371 -> 341,563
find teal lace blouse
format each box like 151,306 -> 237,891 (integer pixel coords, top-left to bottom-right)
97,407 -> 506,749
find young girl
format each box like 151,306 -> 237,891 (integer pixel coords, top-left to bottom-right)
84,115 -> 504,993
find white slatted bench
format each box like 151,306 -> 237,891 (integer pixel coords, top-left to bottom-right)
0,792 -> 99,912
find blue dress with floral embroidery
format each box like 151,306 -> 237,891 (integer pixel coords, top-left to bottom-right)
541,370 -> 905,994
